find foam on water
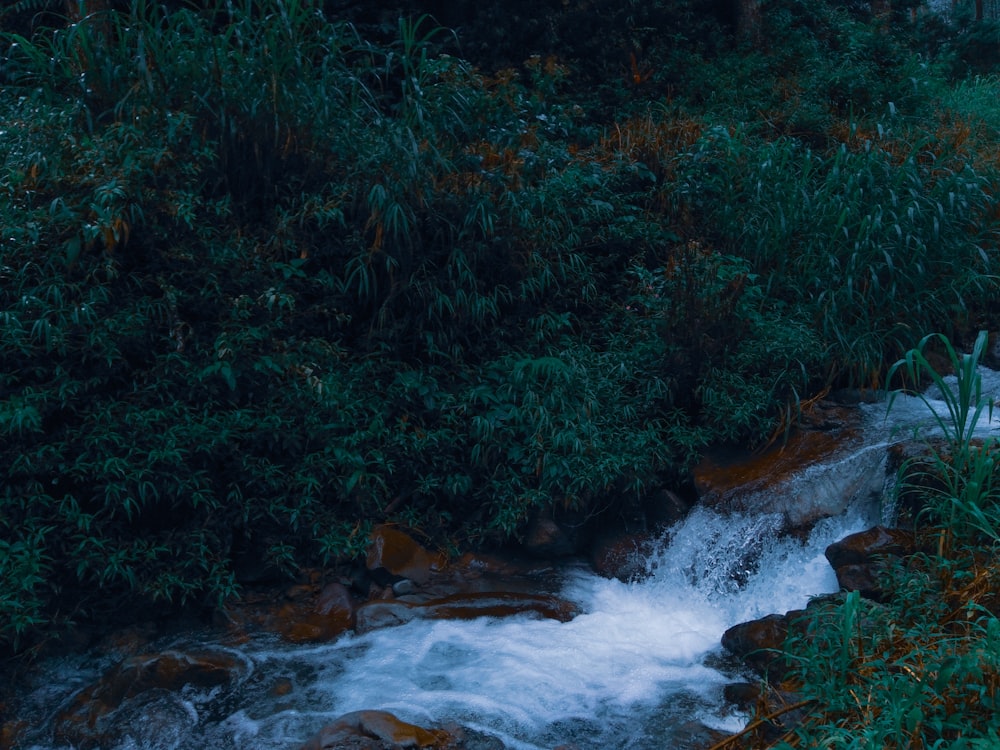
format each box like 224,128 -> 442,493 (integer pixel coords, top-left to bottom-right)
18,501 -> 869,750
862,366 -> 1000,443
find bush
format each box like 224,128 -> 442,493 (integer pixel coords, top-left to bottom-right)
671,127 -> 998,383
2,0 -> 999,655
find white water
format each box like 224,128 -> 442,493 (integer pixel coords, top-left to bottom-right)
14,370 -> 998,750
14,505 -> 875,750
863,367 -> 1000,443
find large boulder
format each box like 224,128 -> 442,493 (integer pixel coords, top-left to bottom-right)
693,401 -> 886,528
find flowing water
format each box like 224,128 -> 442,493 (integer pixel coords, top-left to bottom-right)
11,371 -> 1000,750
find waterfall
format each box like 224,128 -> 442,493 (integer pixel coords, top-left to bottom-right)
12,503 -> 876,750
12,370 -> 998,750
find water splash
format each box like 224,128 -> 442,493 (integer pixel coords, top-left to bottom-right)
15,500 -> 874,750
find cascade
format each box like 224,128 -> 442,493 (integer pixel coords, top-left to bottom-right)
10,370 -> 998,750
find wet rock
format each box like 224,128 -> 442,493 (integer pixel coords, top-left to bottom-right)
283,581 -> 357,643
693,401 -> 884,527
589,530 -> 656,582
224,579 -> 356,644
53,649 -> 241,749
448,550 -> 557,581
392,579 -> 418,596
300,710 -> 453,749
355,591 -> 579,633
723,682 -> 762,710
367,525 -> 447,585
670,720 -> 732,750
825,526 -> 915,600
831,564 -> 883,600
643,487 -> 693,528
721,613 -> 800,682
1,719 -> 28,750
825,526 -> 915,569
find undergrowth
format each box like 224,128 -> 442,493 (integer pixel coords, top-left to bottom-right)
739,332 -> 1000,748
0,0 -> 998,653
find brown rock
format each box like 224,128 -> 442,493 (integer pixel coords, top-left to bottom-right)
825,526 -> 915,600
355,591 -> 579,633
692,401 -> 881,527
224,579 -> 357,644
824,526 -> 915,569
832,563 -> 882,600
53,650 -> 241,748
721,613 -> 799,681
367,526 -> 447,585
589,531 -> 656,582
300,710 -> 451,750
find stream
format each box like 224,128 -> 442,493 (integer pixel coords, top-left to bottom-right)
9,368 -> 1000,750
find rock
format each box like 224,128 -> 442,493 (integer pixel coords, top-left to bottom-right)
588,531 -> 656,582
1,719 -> 28,750
825,526 -> 914,600
831,563 -> 884,600
283,581 -> 357,643
522,514 -> 577,558
642,488 -> 693,528
224,579 -> 356,644
721,613 -> 800,682
53,650 -> 242,749
367,526 -> 447,586
392,579 -> 418,596
300,710 -> 452,749
670,720 -> 732,750
355,591 -> 579,633
723,682 -> 762,710
693,401 -> 885,527
825,526 -> 915,570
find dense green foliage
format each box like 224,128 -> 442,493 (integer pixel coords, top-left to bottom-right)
774,332 -> 1000,748
1,0 -> 998,654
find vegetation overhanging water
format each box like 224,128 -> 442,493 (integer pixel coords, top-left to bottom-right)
1,0 -> 999,745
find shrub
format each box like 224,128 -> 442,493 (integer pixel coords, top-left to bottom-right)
672,128 -> 998,383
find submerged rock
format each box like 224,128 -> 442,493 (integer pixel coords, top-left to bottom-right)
300,710 -> 454,750
53,649 -> 242,749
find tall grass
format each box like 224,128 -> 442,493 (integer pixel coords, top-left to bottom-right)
673,129 -> 998,382
770,333 -> 1000,749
